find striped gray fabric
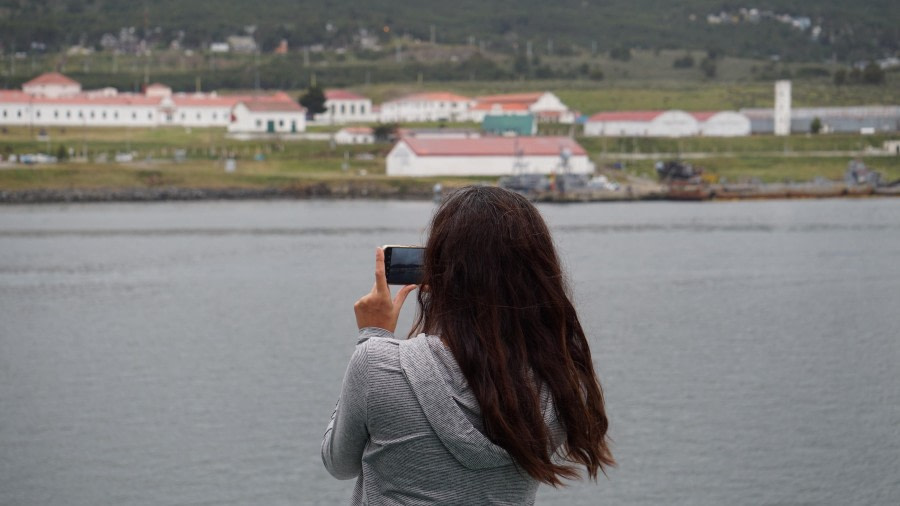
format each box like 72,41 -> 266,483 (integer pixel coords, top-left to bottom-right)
322,327 -> 562,505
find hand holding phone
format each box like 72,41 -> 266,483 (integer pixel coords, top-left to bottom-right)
383,245 -> 425,285
353,248 -> 417,332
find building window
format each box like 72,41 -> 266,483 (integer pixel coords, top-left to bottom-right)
114,111 -> 119,119
17,110 -> 22,118
66,111 -> 71,118
102,111 -> 107,119
36,111 -> 41,118
278,120 -> 284,127
212,112 -> 217,120
132,112 -> 137,119
90,111 -> 95,118
54,110 -> 59,118
181,113 -> 186,120
350,104 -> 356,114
255,119 -> 262,127
196,113 -> 201,120
2,110 -> 7,117
340,104 -> 346,114
147,112 -> 152,119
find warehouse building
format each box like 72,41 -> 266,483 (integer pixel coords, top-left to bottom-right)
741,106 -> 900,134
583,110 -> 751,137
386,136 -> 593,177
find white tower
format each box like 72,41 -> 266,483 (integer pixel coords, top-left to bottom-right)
774,80 -> 792,136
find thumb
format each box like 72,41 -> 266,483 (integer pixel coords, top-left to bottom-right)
392,284 -> 417,313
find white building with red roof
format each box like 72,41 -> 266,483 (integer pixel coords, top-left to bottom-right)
584,110 -> 750,137
379,92 -> 473,123
333,126 -> 374,144
22,72 -> 82,98
386,136 -> 593,176
1,73 -> 304,132
314,89 -> 374,124
693,111 -> 751,136
469,92 -> 574,123
228,98 -> 306,134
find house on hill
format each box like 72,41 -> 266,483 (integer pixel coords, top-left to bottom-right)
228,97 -> 306,134
333,126 -> 374,144
22,72 -> 82,98
469,92 -> 574,123
386,136 -> 593,176
314,89 -> 374,124
2,72 -> 303,132
379,92 -> 472,123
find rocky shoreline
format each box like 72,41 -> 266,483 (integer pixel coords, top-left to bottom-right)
0,182 -> 441,204
2,182 -> 898,204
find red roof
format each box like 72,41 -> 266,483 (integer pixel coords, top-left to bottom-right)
691,112 -> 718,121
398,136 -> 586,157
240,99 -> 304,112
339,126 -> 374,134
172,92 -> 293,108
475,92 -> 544,103
326,89 -> 367,101
587,111 -> 665,122
0,90 -> 161,106
471,102 -> 531,112
23,72 -> 80,87
385,92 -> 471,104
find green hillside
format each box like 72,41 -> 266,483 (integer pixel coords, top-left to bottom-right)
1,0 -> 897,63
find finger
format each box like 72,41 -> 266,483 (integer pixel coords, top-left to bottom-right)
373,247 -> 389,294
392,284 -> 417,312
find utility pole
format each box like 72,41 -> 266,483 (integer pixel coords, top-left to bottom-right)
254,49 -> 260,93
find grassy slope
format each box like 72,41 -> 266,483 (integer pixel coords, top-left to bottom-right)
2,125 -> 899,190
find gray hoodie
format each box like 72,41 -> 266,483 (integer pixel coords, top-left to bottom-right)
322,327 -> 563,505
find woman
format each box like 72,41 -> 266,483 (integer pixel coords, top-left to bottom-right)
322,186 -> 614,505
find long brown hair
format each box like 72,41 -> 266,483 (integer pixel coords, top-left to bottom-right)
412,185 -> 614,485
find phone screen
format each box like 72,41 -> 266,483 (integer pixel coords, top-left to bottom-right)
384,246 -> 424,285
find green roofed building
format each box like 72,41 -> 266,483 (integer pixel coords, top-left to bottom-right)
482,114 -> 536,136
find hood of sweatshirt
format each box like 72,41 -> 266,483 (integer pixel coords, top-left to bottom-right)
398,334 -> 561,470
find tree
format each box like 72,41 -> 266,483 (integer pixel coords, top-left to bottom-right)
700,57 -> 717,78
373,123 -> 399,142
833,69 -> 847,86
609,45 -> 631,62
56,144 -> 68,160
862,62 -> 885,85
673,53 -> 694,68
810,117 -> 822,134
513,52 -> 529,76
299,85 -> 327,119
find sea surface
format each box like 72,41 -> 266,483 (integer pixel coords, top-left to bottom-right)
1,198 -> 898,506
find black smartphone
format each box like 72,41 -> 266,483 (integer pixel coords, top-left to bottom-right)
383,245 -> 425,285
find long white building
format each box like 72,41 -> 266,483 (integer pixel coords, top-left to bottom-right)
468,92 -> 575,123
314,89 -> 375,124
386,136 -> 593,177
379,92 -> 473,123
0,72 -> 305,133
583,110 -> 751,137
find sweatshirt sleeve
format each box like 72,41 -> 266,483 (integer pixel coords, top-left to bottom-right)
321,328 -> 393,479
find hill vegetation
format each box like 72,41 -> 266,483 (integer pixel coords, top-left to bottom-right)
1,0 -> 897,64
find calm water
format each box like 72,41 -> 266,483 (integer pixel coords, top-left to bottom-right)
1,198 -> 898,506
